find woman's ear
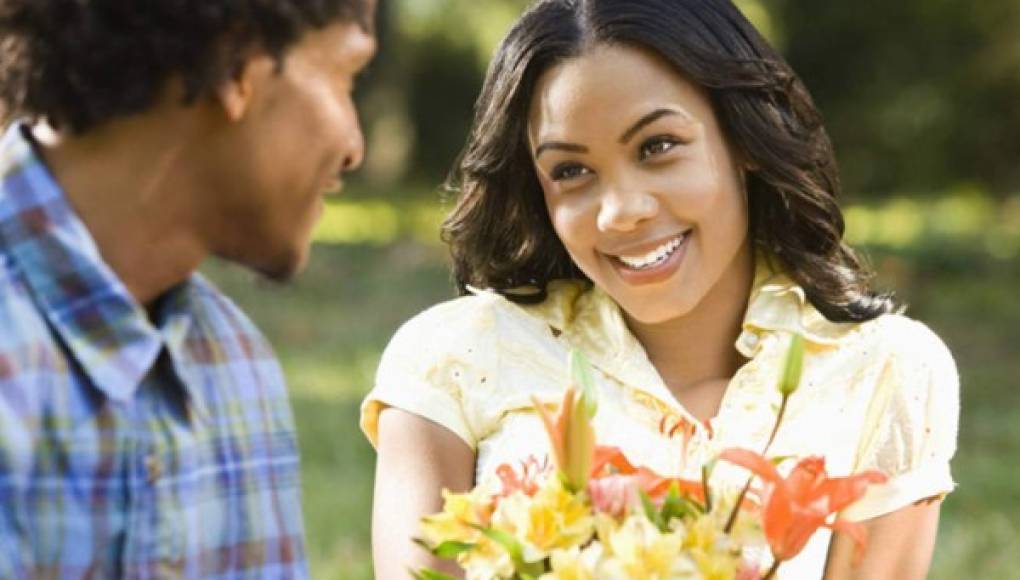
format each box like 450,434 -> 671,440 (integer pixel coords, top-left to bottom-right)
740,151 -> 760,174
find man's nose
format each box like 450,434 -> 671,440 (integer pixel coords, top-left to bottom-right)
339,115 -> 366,173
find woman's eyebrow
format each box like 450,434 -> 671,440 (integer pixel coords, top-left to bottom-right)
534,141 -> 589,159
533,107 -> 691,158
618,108 -> 682,144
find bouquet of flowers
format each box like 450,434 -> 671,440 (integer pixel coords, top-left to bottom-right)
414,337 -> 886,579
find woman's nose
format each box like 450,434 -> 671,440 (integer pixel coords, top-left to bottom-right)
596,186 -> 659,233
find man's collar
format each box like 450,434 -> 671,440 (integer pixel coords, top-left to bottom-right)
0,123 -> 164,401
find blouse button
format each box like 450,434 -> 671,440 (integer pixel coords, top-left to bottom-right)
737,330 -> 760,353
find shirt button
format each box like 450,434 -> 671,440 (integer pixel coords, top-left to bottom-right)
145,455 -> 162,484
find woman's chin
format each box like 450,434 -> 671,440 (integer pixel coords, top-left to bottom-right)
614,292 -> 698,326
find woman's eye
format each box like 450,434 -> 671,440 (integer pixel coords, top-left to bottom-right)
639,136 -> 681,160
550,163 -> 591,182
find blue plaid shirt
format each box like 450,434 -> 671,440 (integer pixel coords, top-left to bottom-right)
0,124 -> 308,578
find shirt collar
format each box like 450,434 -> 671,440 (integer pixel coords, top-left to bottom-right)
737,253 -> 856,357
0,123 -> 163,401
513,252 -> 856,389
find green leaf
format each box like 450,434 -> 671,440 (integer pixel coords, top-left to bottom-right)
659,482 -> 703,526
520,562 -> 551,580
411,568 -> 458,580
473,524 -> 546,576
476,526 -> 524,562
639,489 -> 666,531
778,334 -> 805,396
519,561 -> 547,578
770,455 -> 795,466
431,540 -> 476,558
569,350 -> 598,418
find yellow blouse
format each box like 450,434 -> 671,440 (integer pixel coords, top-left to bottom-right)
361,260 -> 959,579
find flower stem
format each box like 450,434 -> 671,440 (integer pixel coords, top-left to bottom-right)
723,393 -> 790,533
723,478 -> 752,533
762,559 -> 782,580
702,464 -> 712,513
764,394 -> 790,452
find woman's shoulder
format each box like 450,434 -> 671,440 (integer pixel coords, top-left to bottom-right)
393,291 -> 503,337
850,312 -> 956,373
387,280 -> 590,351
368,283 -> 589,449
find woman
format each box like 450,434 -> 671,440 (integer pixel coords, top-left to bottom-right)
362,0 -> 958,577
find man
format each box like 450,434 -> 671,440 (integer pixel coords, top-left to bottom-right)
0,0 -> 376,576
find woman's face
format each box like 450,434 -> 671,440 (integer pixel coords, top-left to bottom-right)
527,42 -> 752,325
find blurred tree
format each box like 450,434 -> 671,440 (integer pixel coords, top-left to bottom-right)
405,34 -> 484,183
353,0 -> 1019,198
768,0 -> 1020,196
353,0 -> 528,189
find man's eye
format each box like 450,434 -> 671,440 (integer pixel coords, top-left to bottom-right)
550,163 -> 591,181
639,136 -> 681,160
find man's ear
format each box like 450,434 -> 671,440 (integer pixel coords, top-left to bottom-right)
215,54 -> 273,122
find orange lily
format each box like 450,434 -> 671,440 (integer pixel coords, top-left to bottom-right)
495,455 -> 552,498
532,351 -> 599,492
720,448 -> 887,565
591,445 -> 708,505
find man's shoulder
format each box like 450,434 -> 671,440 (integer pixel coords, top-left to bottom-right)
0,252 -> 72,382
185,273 -> 276,358
0,252 -> 55,348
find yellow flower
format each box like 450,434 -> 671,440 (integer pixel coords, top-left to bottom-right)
689,548 -> 740,580
539,546 -> 601,580
492,478 -> 595,562
462,542 -> 515,580
419,488 -> 493,547
600,513 -> 697,579
681,512 -> 720,553
679,513 -> 745,580
419,487 -> 517,578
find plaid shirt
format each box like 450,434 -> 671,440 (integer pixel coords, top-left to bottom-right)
0,124 -> 308,579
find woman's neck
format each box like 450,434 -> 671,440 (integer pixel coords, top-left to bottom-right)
625,244 -> 755,395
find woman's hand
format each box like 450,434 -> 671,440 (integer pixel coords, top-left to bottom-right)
372,407 -> 475,579
824,499 -> 942,580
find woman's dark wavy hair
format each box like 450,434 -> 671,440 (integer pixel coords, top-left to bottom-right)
443,0 -> 895,322
0,0 -> 372,134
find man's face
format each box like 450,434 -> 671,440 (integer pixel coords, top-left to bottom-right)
206,16 -> 376,280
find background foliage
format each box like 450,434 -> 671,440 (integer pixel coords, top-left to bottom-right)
201,0 -> 1019,577
354,0 -> 1020,197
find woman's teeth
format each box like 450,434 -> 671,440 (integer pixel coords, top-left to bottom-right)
616,234 -> 686,270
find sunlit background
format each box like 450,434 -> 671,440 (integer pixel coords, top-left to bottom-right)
202,0 -> 1020,577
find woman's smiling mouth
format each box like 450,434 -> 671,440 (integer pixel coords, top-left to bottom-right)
607,231 -> 691,284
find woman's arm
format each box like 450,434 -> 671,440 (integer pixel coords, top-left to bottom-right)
372,407 -> 476,579
824,500 -> 942,580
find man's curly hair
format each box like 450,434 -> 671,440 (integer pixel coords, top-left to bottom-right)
0,0 -> 372,133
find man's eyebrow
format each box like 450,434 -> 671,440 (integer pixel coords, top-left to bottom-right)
618,108 -> 681,144
534,141 -> 590,159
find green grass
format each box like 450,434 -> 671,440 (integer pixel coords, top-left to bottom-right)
202,206 -> 1020,579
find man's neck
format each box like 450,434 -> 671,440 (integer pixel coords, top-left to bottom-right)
30,117 -> 210,307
